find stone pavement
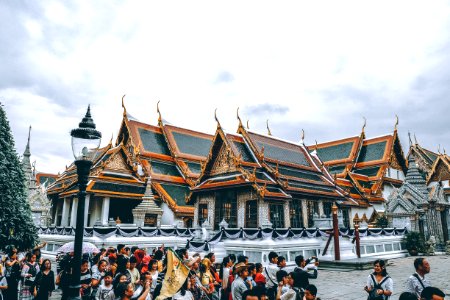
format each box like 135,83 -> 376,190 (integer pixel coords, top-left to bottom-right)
314,255 -> 449,300
49,256 -> 449,300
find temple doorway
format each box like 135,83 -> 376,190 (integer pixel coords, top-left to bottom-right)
109,198 -> 140,224
245,200 -> 257,228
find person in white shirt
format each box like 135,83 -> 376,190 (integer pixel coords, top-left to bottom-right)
95,272 -> 114,300
405,258 -> 431,298
264,252 -> 279,300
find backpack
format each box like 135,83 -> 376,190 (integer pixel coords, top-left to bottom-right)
367,275 -> 390,300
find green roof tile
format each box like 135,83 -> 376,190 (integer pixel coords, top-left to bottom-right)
353,166 -> 380,177
138,128 -> 171,156
357,141 -> 387,163
287,181 -> 335,193
172,132 -> 212,157
159,183 -> 192,206
256,142 -> 310,166
328,165 -> 346,174
151,161 -> 182,177
186,161 -> 202,174
316,142 -> 354,162
232,141 -> 255,163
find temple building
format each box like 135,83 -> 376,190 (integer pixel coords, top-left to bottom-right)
21,126 -> 57,226
47,102 -> 213,228
307,119 -> 408,226
46,102 -> 412,230
189,113 -> 358,229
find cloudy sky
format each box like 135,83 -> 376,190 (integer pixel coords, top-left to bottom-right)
2,1 -> 450,174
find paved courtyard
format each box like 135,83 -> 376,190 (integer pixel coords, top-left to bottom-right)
49,255 -> 449,300
314,255 -> 449,300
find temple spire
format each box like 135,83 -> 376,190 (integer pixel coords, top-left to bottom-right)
405,153 -> 428,198
266,120 -> 272,136
22,126 -> 33,189
394,114 -> 399,131
122,95 -> 127,117
157,100 -> 162,125
214,108 -> 222,128
236,107 -> 243,131
361,117 -> 366,135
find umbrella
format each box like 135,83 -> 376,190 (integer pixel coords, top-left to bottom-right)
56,241 -> 99,254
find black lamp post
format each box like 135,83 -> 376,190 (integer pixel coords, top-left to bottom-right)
68,105 -> 101,300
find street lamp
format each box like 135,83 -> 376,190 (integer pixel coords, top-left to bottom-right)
68,105 -> 101,300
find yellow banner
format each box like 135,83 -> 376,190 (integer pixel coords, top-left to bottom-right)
156,249 -> 190,300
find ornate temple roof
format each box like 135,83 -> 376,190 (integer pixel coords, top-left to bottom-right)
307,122 -> 407,204
427,154 -> 450,185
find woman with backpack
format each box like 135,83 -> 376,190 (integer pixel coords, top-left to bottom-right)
364,259 -> 393,300
20,253 -> 40,300
32,259 -> 55,300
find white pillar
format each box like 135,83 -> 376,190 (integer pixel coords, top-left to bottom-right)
84,194 -> 90,227
284,201 -> 291,228
70,198 -> 78,227
61,198 -> 70,227
301,200 -> 308,228
101,197 -> 110,225
318,201 -> 324,217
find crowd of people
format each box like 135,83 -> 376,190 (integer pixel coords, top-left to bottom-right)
0,243 -> 447,300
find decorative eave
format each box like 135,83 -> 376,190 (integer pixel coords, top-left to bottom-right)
427,154 -> 450,184
152,182 -> 194,216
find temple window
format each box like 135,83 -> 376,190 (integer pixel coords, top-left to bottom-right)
341,208 -> 350,228
290,200 -> 304,228
245,200 -> 258,228
214,190 -> 237,229
198,203 -> 208,225
323,202 -> 332,218
306,201 -> 318,227
269,203 -> 285,228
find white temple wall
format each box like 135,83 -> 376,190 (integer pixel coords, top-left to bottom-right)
382,184 -> 394,202
160,202 -> 179,226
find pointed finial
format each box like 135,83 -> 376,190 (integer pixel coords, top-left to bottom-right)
27,125 -> 31,144
315,140 -> 318,151
301,129 -> 305,144
214,108 -> 221,128
157,100 -> 162,124
362,117 -> 366,134
237,107 -> 243,127
266,120 -> 272,136
408,131 -> 412,147
121,95 -> 126,116
246,120 -> 250,129
438,144 -> 441,154
394,114 -> 399,131
444,148 -> 447,155
414,133 -> 418,145
109,133 -> 113,145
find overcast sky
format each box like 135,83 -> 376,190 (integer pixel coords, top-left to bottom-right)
2,1 -> 450,174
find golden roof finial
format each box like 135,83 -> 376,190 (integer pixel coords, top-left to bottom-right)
246,120 -> 250,129
362,117 -> 366,134
301,129 -> 305,144
315,140 -> 318,151
157,100 -> 162,124
237,107 -> 243,128
266,119 -> 272,136
122,94 -> 127,116
214,108 -> 221,128
394,114 -> 399,131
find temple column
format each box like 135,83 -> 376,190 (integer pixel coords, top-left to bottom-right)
101,197 -> 110,225
52,200 -> 59,226
207,195 -> 215,227
70,198 -> 79,227
61,197 -> 70,227
237,192 -> 247,228
194,200 -> 199,226
283,201 -> 291,228
259,200 -> 271,228
84,194 -> 90,227
301,200 -> 309,228
318,201 -> 324,217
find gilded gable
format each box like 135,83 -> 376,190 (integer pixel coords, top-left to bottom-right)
210,143 -> 237,176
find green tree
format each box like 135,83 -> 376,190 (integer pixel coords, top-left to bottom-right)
0,102 -> 38,250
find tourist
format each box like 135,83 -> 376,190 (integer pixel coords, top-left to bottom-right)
405,258 -> 431,298
292,256 -> 318,290
4,247 -> 21,300
246,264 -> 257,288
55,255 -> 72,300
253,263 -> 266,288
131,272 -> 152,300
231,263 -> 250,300
92,259 -> 108,297
275,272 -> 299,300
117,244 -> 129,274
173,278 -> 194,300
20,252 -> 40,300
95,271 -> 115,300
32,259 -> 55,300
148,260 -> 159,294
0,264 -> 8,300
199,260 -> 215,296
264,252 -> 279,300
80,259 -> 92,300
153,250 -> 164,272
114,282 -> 135,300
128,257 -> 140,287
364,259 -> 393,300
276,257 -> 286,270
398,292 -> 418,300
420,287 -> 445,300
219,256 -> 232,300
188,273 -> 202,300
303,284 -> 320,300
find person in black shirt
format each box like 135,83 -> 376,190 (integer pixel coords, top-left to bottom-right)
116,244 -> 129,274
80,259 -> 92,300
292,256 -> 318,290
